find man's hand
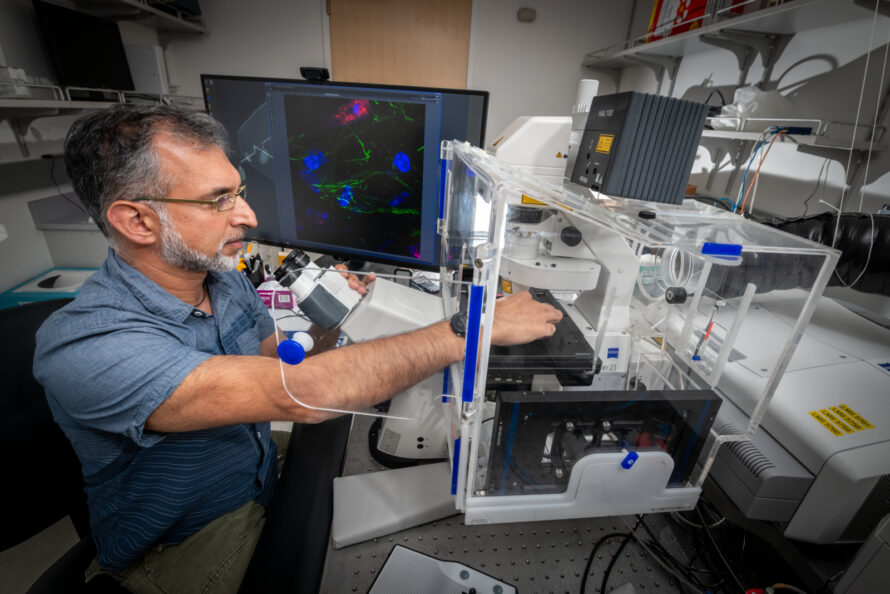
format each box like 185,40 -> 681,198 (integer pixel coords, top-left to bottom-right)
490,291 -> 563,346
334,264 -> 376,295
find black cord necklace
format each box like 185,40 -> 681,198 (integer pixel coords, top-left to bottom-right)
192,279 -> 208,309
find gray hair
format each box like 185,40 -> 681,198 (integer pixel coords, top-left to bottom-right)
63,103 -> 230,239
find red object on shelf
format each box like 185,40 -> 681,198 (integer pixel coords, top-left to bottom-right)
647,0 -> 708,41
647,0 -> 760,42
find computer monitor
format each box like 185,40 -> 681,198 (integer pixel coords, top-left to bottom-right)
33,0 -> 134,92
202,74 -> 488,270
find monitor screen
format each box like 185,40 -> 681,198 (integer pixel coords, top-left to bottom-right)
202,74 -> 488,270
33,0 -> 134,91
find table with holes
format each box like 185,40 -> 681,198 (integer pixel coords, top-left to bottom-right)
319,415 -> 691,594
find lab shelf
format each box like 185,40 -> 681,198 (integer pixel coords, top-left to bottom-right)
0,94 -> 203,160
0,98 -> 117,121
72,0 -> 206,33
701,129 -> 887,152
583,0 -> 879,69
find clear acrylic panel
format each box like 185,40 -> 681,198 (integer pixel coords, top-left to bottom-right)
438,140 -> 839,522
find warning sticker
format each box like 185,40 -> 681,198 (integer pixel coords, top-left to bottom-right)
820,409 -> 854,434
809,411 -> 844,437
596,134 -> 614,153
830,406 -> 863,431
840,404 -> 875,429
809,404 -> 875,436
520,194 -> 547,206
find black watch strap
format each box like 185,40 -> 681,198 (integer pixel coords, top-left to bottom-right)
450,311 -> 468,338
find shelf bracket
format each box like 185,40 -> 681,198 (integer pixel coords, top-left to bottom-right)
699,137 -> 749,168
6,115 -> 43,159
581,65 -> 623,91
698,136 -> 756,194
700,30 -> 788,87
624,54 -> 680,96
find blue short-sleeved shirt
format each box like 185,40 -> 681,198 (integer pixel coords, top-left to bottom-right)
33,249 -> 278,571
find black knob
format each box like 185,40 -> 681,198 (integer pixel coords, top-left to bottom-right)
560,226 -> 583,247
665,286 -> 688,304
274,250 -> 311,286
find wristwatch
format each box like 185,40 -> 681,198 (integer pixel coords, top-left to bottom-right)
450,311 -> 468,338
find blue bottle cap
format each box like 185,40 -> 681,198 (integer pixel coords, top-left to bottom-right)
277,339 -> 306,365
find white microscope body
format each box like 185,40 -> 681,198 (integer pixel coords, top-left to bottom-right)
274,249 -> 448,461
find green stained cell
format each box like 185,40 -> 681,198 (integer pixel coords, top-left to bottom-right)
355,137 -> 371,161
416,146 -> 424,152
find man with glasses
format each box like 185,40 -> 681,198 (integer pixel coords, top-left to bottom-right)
32,103 -> 562,593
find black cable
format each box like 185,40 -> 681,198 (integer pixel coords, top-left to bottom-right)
600,532 -> 634,594
662,513 -> 727,591
579,532 -> 630,594
48,157 -> 88,214
705,88 -> 727,106
696,506 -> 747,594
274,312 -> 311,322
674,518 -> 728,589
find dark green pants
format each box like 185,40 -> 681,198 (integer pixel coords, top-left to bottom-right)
86,430 -> 290,594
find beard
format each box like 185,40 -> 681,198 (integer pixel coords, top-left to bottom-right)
155,206 -> 241,272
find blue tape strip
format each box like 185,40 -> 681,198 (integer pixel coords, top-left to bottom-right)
701,242 -> 742,258
450,437 -> 461,496
442,367 -> 450,403
461,284 -> 484,403
438,158 -> 447,220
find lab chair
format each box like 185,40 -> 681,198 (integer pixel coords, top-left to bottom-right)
0,298 -> 124,593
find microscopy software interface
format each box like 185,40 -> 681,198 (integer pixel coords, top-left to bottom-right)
204,76 -> 486,269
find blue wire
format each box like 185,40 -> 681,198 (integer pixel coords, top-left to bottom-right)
712,196 -> 736,210
736,127 -> 784,212
737,138 -> 768,211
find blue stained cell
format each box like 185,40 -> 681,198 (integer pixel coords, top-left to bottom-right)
389,196 -> 402,207
393,152 -> 410,173
303,150 -> 327,171
322,213 -> 327,220
338,186 -> 353,207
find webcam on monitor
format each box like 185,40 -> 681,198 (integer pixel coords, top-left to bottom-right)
300,67 -> 330,82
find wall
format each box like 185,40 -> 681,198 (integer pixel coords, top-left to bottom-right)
468,0 -> 630,144
163,0 -> 631,144
162,0 -> 330,97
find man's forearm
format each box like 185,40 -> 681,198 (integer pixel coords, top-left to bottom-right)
148,319 -> 464,431
285,319 -> 464,421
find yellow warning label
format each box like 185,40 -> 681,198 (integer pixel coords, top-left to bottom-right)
810,404 -> 875,436
820,409 -> 854,434
831,406 -> 863,431
840,404 -> 875,429
556,152 -> 563,158
810,411 -> 844,437
596,134 -> 614,154
501,279 -> 513,294
520,194 -> 547,206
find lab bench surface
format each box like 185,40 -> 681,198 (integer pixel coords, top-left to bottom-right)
319,414 -> 694,594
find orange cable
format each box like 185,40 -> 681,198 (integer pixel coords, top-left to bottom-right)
739,129 -> 786,215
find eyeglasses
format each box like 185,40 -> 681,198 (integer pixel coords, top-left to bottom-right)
133,185 -> 247,212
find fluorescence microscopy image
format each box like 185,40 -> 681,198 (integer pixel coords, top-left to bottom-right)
284,94 -> 427,260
